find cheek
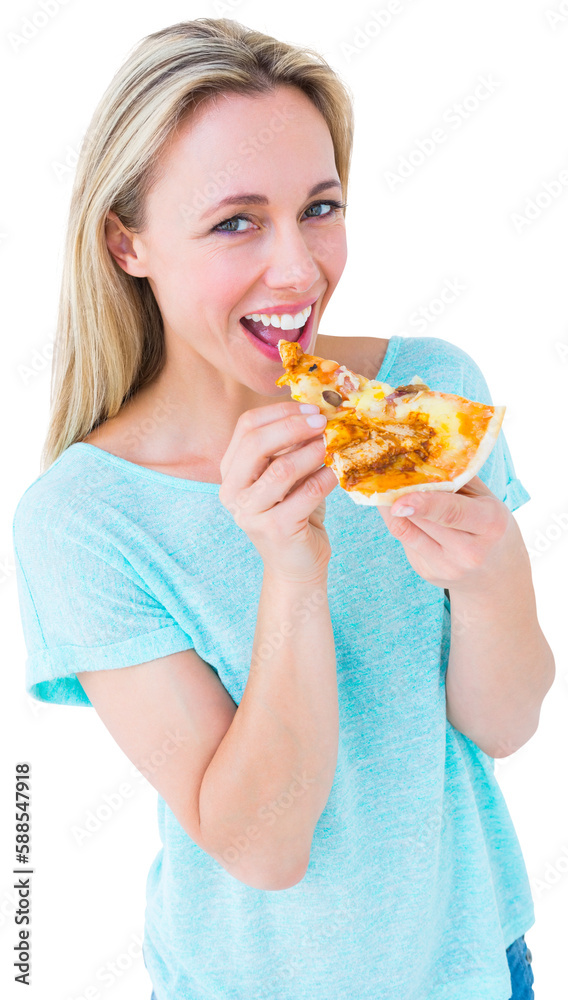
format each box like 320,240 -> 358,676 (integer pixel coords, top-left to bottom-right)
311,224 -> 347,284
153,246 -> 247,320
331,237 -> 348,285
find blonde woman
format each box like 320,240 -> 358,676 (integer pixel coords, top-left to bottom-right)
13,17 -> 550,1000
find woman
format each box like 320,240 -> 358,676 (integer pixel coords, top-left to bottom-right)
12,17 -> 550,1000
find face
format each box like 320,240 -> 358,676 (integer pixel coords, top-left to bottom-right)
106,84 -> 348,400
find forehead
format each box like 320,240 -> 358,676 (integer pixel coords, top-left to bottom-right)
149,85 -> 337,213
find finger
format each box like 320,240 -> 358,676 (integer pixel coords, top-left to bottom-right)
247,434 -> 329,514
379,504 -> 469,547
456,475 -> 497,499
389,486 -> 498,535
221,410 -> 327,498
282,451 -> 329,498
219,401 -> 318,480
276,462 -> 338,521
384,510 -> 446,562
385,512 -> 477,556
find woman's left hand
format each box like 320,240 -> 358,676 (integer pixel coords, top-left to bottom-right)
378,475 -> 516,593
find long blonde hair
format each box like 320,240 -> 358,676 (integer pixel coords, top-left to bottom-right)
41,17 -> 355,473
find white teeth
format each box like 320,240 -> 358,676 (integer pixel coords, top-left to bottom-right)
244,304 -> 312,330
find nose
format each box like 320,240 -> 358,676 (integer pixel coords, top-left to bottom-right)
262,222 -> 321,295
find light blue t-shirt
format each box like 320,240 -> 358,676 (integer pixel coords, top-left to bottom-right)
12,336 -> 534,1000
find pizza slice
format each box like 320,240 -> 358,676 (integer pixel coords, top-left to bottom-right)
275,339 -> 506,507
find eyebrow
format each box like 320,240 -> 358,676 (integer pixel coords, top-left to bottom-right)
200,179 -> 342,221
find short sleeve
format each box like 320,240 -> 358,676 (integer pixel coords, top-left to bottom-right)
12,492 -> 194,708
458,351 -> 531,515
425,338 -> 531,621
421,338 -> 530,515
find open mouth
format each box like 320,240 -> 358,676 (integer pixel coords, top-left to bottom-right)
239,305 -> 312,347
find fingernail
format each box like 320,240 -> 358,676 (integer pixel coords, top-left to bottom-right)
300,403 -> 319,413
392,505 -> 415,517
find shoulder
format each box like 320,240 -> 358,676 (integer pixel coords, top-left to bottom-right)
315,333 -> 487,389
13,460 -> 69,541
12,446 -> 111,551
395,336 -> 489,397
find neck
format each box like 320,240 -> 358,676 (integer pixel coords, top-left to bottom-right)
120,345 -> 292,467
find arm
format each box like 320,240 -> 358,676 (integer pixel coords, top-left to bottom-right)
199,568 -> 339,890
380,476 -> 555,759
76,565 -> 338,893
443,521 -> 555,758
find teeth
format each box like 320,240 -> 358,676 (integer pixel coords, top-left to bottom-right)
244,304 -> 312,330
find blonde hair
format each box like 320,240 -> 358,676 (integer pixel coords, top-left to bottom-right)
41,17 -> 355,472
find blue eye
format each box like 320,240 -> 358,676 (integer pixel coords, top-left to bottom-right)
212,199 -> 346,234
303,200 -> 345,219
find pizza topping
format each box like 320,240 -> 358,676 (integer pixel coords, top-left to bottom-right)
322,390 -> 343,407
327,414 -> 439,490
335,367 -> 361,393
320,359 -> 340,373
341,375 -> 360,393
308,364 -> 317,372
384,383 -> 429,400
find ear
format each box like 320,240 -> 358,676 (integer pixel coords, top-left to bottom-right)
105,210 -> 148,277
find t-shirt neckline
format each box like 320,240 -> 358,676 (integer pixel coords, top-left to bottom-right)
69,336 -> 403,492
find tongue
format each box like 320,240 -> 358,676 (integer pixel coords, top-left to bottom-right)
241,316 -> 303,346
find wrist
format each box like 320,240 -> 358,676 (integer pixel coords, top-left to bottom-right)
262,564 -> 329,589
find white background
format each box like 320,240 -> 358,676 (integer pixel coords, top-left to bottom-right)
1,1 -> 567,998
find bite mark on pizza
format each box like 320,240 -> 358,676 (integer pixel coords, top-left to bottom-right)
275,340 -> 506,507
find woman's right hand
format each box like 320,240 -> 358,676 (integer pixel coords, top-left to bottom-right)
218,401 -> 339,582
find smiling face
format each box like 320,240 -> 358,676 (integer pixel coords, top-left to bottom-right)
106,84 -> 348,404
